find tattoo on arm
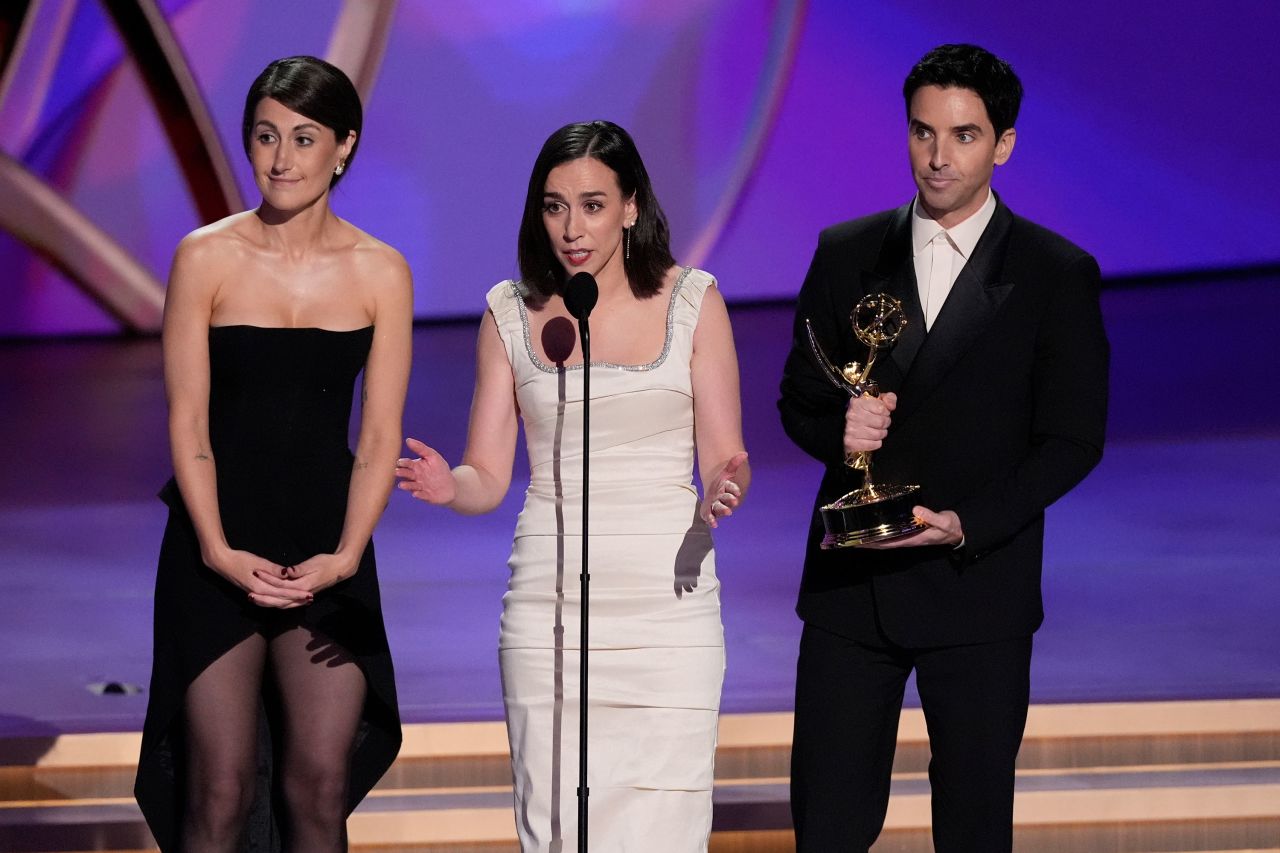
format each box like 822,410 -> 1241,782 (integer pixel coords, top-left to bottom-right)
195,452 -> 210,462
353,459 -> 369,471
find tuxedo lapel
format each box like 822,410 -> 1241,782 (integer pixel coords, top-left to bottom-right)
867,204 -> 924,382
893,202 -> 1016,424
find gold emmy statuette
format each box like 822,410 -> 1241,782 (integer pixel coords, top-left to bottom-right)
804,294 -> 926,548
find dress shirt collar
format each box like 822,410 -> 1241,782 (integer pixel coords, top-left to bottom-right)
911,189 -> 997,259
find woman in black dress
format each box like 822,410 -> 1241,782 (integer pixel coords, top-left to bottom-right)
134,56 -> 412,852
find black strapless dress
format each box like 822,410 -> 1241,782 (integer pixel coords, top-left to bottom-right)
134,326 -> 401,851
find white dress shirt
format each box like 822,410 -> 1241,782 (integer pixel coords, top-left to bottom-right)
911,190 -> 997,330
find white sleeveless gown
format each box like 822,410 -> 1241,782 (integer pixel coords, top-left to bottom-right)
488,268 -> 725,852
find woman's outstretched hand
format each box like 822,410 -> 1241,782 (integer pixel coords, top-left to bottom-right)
700,451 -> 749,528
395,437 -> 458,505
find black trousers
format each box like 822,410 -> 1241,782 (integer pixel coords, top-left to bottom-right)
790,621 -> 1032,853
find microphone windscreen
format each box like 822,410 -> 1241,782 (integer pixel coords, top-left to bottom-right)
564,272 -> 599,321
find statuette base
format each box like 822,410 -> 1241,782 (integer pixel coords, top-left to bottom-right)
819,483 -> 925,549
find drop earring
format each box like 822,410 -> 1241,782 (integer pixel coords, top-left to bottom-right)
335,162 -> 345,175
624,223 -> 632,261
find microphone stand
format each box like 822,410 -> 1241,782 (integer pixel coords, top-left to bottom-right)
576,310 -> 591,853
564,273 -> 597,853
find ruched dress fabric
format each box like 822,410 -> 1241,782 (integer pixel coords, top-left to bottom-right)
488,268 -> 725,852
134,325 -> 401,852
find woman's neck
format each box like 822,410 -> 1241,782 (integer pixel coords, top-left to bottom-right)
589,254 -> 634,306
253,198 -> 335,260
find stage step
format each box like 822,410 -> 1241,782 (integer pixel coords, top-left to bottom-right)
1,700 -> 1276,852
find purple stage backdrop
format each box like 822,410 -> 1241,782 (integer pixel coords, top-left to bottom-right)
2,0 -> 1277,336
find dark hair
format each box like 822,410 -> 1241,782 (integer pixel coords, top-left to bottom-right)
517,121 -> 675,304
903,44 -> 1023,138
241,56 -> 362,188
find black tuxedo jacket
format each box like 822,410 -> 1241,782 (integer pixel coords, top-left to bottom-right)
779,199 -> 1109,647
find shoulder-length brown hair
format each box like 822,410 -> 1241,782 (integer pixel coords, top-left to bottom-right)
516,121 -> 675,306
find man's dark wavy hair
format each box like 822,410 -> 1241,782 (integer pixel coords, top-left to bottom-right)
903,44 -> 1023,137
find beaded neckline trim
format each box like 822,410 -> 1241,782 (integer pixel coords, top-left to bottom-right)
513,266 -> 693,374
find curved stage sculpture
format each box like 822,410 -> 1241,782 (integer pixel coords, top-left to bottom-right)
0,0 -> 398,333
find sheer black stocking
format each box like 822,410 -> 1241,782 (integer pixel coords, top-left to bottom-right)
270,624 -> 367,853
180,632 -> 268,853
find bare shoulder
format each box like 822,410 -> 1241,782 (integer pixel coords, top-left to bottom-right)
345,222 -> 411,286
630,264 -> 681,312
339,223 -> 412,324
167,213 -> 261,303
174,211 -> 258,270
658,263 -> 685,295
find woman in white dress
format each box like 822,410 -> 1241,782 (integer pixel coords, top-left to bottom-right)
396,120 -> 749,851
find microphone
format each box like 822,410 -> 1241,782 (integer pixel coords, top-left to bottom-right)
564,272 -> 598,321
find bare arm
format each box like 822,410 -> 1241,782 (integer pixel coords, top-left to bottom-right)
288,249 -> 414,592
397,309 -> 518,515
690,282 -> 750,526
163,234 -> 306,606
164,236 -> 225,563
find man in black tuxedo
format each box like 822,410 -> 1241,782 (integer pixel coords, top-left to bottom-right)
779,44 -> 1109,851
